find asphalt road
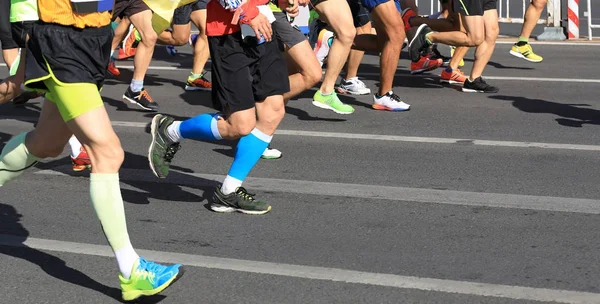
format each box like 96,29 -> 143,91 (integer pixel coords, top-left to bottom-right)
0,41 -> 600,304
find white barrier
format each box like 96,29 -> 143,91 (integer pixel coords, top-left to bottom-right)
586,0 -> 600,39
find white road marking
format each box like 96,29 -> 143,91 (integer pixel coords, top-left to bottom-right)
35,167 -> 600,215
2,117 -> 599,152
0,234 -> 598,304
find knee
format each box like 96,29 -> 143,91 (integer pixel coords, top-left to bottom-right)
230,120 -> 257,138
466,34 -> 484,47
140,30 -> 158,47
305,66 -> 323,88
172,33 -> 189,46
336,26 -> 356,44
87,137 -> 125,171
485,25 -> 499,42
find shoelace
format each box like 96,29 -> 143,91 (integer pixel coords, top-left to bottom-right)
137,89 -> 153,103
164,143 -> 180,162
386,92 -> 403,103
235,187 -> 256,201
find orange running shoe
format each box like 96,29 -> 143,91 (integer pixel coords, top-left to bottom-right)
71,147 -> 92,172
401,8 -> 417,32
440,68 -> 467,84
121,26 -> 139,59
185,74 -> 212,91
107,58 -> 120,77
410,54 -> 442,74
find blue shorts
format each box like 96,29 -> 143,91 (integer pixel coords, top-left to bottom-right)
359,0 -> 401,12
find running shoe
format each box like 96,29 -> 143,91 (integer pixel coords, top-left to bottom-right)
440,68 -> 467,84
337,77 -> 371,95
509,42 -> 543,63
107,57 -> 120,77
12,90 -> 44,105
185,72 -> 212,91
372,91 -> 410,111
166,45 -> 178,56
71,146 -> 92,172
122,25 -> 141,59
449,46 -> 465,67
148,114 -> 181,178
189,34 -> 199,46
401,8 -> 417,31
211,186 -> 272,215
120,257 -> 183,301
314,29 -> 334,67
462,77 -> 499,93
312,91 -> 354,114
261,145 -> 282,159
410,54 -> 442,74
408,24 -> 433,63
430,46 -> 451,66
116,47 -> 135,60
123,87 -> 159,111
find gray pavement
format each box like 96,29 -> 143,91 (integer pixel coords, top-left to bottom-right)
0,42 -> 600,304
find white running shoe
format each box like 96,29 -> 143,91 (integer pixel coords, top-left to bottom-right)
337,77 -> 371,95
372,91 -> 411,112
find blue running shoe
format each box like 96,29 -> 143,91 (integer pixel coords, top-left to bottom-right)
119,257 -> 183,301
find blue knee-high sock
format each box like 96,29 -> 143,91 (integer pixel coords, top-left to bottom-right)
179,113 -> 223,141
221,128 -> 272,194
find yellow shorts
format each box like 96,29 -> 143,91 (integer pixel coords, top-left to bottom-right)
42,77 -> 104,122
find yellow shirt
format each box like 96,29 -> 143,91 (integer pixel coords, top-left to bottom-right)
38,0 -> 112,28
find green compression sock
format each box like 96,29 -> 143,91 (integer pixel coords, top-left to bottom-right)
90,173 -> 139,278
0,133 -> 40,186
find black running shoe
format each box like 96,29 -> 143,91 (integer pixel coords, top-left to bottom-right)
462,77 -> 499,93
211,186 -> 272,215
12,90 -> 44,105
408,24 -> 433,63
123,87 -> 159,111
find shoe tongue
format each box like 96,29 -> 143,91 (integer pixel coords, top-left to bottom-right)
386,91 -> 394,96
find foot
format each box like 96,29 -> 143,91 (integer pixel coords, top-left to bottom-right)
120,257 -> 183,301
148,114 -> 181,178
211,186 -> 272,215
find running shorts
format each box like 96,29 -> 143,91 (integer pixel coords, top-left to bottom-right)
348,0 -> 371,27
273,12 -> 306,50
173,0 -> 208,25
112,0 -> 151,20
453,0 -> 497,16
11,21 -> 35,48
24,22 -> 111,120
360,0 -> 400,12
208,32 -> 290,113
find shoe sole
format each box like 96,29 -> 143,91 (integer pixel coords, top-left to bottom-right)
184,85 -> 211,91
210,203 -> 272,215
122,267 -> 186,301
509,50 -> 543,63
122,95 -> 158,112
147,115 -> 166,179
336,87 -> 371,95
261,155 -> 282,159
312,100 -> 354,115
462,88 -> 499,93
440,78 -> 464,85
408,24 -> 428,62
372,104 -> 410,112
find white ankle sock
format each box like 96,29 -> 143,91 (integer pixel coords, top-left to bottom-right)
115,244 -> 139,279
166,121 -> 182,142
68,136 -> 82,158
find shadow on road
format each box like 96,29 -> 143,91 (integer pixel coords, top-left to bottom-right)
0,203 -> 166,303
490,95 -> 600,128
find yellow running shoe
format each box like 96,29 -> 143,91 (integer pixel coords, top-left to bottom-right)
450,46 -> 464,67
509,42 -> 543,63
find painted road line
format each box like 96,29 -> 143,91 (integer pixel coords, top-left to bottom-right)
2,117 -> 600,152
35,167 -> 600,215
0,234 -> 598,304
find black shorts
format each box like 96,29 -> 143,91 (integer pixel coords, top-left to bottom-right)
453,0 -> 497,16
112,0 -> 151,20
10,21 -> 35,48
172,0 -> 208,25
273,12 -> 307,51
25,22 -> 113,91
208,32 -> 290,113
348,0 -> 370,27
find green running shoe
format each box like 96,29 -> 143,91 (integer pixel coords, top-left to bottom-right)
148,114 -> 181,178
312,90 -> 354,114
